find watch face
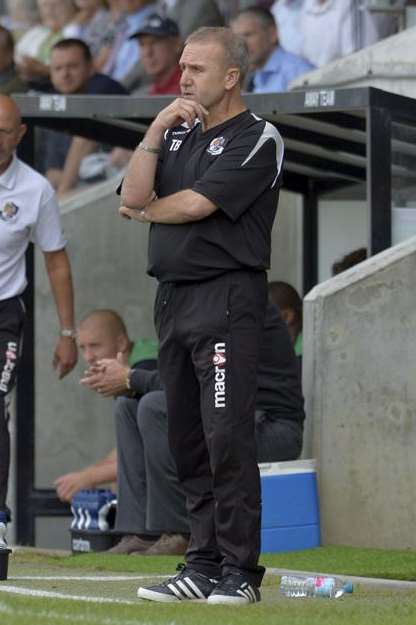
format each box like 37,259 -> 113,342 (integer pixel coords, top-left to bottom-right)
61,329 -> 76,338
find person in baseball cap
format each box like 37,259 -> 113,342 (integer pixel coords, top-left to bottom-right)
130,14 -> 183,95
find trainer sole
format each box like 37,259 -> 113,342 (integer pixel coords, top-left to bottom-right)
137,587 -> 180,602
207,594 -> 260,605
137,587 -> 208,603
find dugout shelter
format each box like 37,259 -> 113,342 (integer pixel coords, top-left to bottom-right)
12,87 -> 416,544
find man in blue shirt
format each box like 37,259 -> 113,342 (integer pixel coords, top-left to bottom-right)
104,0 -> 157,82
231,6 -> 313,93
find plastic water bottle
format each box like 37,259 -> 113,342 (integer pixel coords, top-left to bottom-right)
280,575 -> 353,599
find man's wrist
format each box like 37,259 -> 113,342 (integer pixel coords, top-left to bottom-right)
138,141 -> 160,155
124,368 -> 137,397
125,368 -> 132,390
139,208 -> 150,222
146,122 -> 166,145
60,328 -> 76,339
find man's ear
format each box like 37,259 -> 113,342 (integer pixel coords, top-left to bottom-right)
225,67 -> 240,91
117,334 -> 130,354
270,23 -> 278,47
174,36 -> 183,56
18,123 -> 27,142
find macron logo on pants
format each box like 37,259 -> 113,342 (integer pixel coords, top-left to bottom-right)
213,342 -> 226,409
0,341 -> 18,393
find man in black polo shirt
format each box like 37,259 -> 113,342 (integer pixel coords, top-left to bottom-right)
119,26 -> 284,605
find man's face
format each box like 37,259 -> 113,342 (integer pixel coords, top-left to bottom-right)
180,41 -> 236,111
78,323 -> 121,366
139,35 -> 180,80
0,107 -> 26,174
50,47 -> 92,94
231,14 -> 276,71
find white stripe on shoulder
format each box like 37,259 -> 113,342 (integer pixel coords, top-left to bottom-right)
166,120 -> 200,141
182,120 -> 201,130
241,115 -> 284,188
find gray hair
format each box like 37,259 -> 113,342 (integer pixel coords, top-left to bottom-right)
185,27 -> 249,84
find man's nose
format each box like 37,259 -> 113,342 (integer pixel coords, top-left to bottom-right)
84,349 -> 96,365
180,70 -> 191,88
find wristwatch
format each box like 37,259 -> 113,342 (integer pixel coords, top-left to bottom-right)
60,328 -> 76,339
125,368 -> 132,390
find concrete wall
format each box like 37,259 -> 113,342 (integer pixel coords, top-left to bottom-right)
269,190 -> 303,293
289,26 -> 416,99
303,236 -> 416,549
318,198 -> 368,283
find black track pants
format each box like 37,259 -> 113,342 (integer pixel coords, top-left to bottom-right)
0,297 -> 25,514
155,270 -> 267,587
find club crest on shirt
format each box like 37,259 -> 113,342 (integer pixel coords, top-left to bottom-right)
0,201 -> 19,223
207,136 -> 226,156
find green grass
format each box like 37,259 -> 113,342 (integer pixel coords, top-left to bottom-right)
11,544 -> 416,581
261,545 -> 416,581
1,586 -> 416,625
2,547 -> 416,625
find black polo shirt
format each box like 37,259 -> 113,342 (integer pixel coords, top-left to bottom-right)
149,109 -> 284,283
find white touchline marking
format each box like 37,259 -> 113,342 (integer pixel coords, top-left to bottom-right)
0,601 -> 177,625
10,574 -> 166,582
0,585 -> 137,605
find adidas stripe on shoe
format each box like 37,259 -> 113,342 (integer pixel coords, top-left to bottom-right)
137,563 -> 218,603
207,573 -> 261,605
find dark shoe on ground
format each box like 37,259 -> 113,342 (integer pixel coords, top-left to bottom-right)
108,534 -> 156,555
137,563 -> 219,602
144,533 -> 188,556
207,573 -> 261,605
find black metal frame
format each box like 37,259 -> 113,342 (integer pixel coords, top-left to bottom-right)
13,87 -> 416,544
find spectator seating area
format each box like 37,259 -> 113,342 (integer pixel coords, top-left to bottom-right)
0,0 -> 406,196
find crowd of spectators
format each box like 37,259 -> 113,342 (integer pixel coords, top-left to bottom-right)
0,0 -> 402,194
0,1 -> 401,94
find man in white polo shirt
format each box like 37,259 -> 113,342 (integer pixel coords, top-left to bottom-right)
0,95 -> 77,547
